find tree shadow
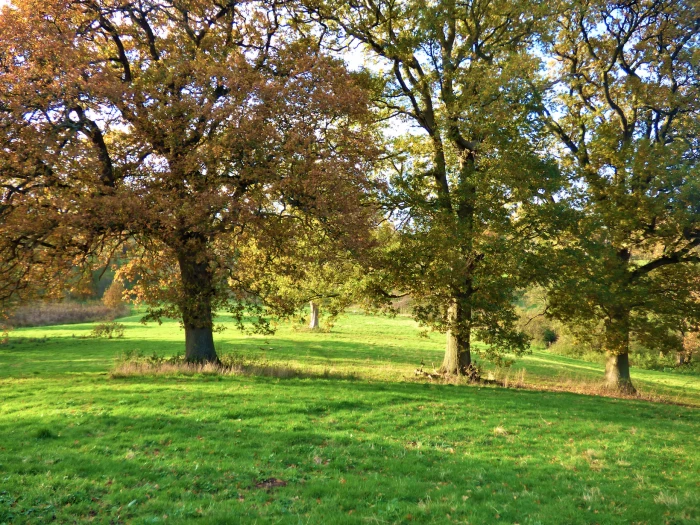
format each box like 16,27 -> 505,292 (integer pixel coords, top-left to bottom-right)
0,375 -> 697,524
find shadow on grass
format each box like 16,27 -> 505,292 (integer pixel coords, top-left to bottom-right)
1,375 -> 698,523
0,333 -> 434,374
94,374 -> 698,424
3,331 -> 698,408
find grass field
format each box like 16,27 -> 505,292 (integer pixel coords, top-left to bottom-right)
1,311 -> 698,524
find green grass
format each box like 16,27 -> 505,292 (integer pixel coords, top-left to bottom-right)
1,311 -> 698,524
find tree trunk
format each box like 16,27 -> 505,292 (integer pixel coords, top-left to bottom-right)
605,352 -> 634,393
177,250 -> 218,364
439,152 -> 477,377
441,298 -> 471,375
309,301 -> 319,330
603,312 -> 635,393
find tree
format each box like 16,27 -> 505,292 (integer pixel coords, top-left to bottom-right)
538,0 -> 700,391
102,279 -> 125,310
302,0 -> 560,373
308,300 -> 320,329
256,220 -> 390,331
0,0 -> 381,362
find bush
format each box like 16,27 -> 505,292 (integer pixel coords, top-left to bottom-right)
681,331 -> 699,366
8,301 -> 129,327
91,322 -> 126,339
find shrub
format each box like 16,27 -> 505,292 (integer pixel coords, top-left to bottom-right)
517,308 -> 562,348
91,322 -> 126,339
680,331 -> 699,366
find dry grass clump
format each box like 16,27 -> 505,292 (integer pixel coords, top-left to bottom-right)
8,301 -> 130,327
412,364 -> 687,406
110,360 -> 302,379
510,374 -> 685,406
110,351 -> 358,381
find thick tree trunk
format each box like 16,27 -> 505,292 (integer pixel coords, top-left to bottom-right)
177,250 -> 218,364
603,312 -> 635,394
441,299 -> 471,375
605,352 -> 634,393
185,326 -> 216,363
309,301 -> 319,330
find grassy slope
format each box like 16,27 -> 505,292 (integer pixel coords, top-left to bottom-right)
0,312 -> 698,524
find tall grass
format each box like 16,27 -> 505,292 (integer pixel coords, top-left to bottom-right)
7,301 -> 130,327
110,351 -> 359,381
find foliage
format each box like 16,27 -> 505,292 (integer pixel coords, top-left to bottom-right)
680,331 -> 699,367
90,322 -> 125,339
304,0 -> 563,372
542,328 -> 558,347
0,0 -> 382,362
517,286 -> 700,371
537,0 -> 700,389
5,309 -> 700,399
516,288 -> 561,346
242,219 -> 393,332
102,280 -> 126,310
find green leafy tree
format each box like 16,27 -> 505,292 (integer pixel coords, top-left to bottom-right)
537,0 -> 700,391
302,0 -> 561,373
252,221 -> 388,330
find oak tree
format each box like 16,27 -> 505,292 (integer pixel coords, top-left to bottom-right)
538,0 -> 700,391
0,0 -> 380,362
302,0 -> 560,373
243,218 -> 388,331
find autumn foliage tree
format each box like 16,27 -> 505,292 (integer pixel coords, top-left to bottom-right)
0,0 -> 381,362
102,279 -> 125,310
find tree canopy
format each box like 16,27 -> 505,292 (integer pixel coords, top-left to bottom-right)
537,0 -> 700,391
1,0 -> 698,390
0,0 -> 381,361
301,0 -> 562,373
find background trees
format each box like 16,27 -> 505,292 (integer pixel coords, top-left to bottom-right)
242,220 -> 387,331
538,0 -> 700,391
0,0 -> 381,362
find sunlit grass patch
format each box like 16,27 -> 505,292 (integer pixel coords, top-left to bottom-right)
0,311 -> 698,524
